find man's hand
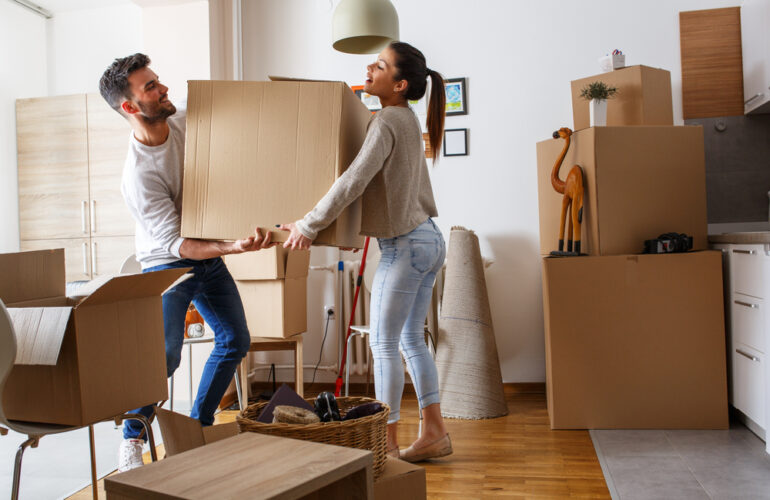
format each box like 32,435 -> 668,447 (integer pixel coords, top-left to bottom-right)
231,228 -> 274,254
278,222 -> 312,250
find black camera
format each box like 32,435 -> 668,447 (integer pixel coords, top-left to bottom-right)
643,232 -> 693,254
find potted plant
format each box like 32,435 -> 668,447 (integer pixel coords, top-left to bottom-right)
579,81 -> 618,127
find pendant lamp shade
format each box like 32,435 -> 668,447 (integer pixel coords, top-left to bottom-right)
332,0 -> 400,54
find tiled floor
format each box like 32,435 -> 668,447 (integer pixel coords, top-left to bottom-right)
591,422 -> 770,499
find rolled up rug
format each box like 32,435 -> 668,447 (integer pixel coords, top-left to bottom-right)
435,226 -> 508,419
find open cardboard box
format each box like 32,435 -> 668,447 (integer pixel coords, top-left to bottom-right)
180,77 -> 371,249
0,249 -> 187,426
225,246 -> 310,338
156,408 -> 425,499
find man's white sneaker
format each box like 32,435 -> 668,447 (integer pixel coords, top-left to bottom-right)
118,438 -> 145,472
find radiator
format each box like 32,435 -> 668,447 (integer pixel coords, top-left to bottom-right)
339,260 -> 371,376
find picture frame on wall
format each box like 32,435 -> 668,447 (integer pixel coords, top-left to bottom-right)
443,128 -> 468,156
444,78 -> 468,116
352,85 -> 381,113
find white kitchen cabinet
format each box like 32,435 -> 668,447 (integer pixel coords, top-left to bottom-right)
741,0 -> 770,114
713,241 -> 770,453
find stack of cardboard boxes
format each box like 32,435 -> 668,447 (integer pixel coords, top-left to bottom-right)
536,66 -> 729,429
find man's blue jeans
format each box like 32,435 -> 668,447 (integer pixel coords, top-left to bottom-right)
123,257 -> 250,439
369,218 -> 446,424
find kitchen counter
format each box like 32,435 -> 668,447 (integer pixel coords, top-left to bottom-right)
709,231 -> 770,244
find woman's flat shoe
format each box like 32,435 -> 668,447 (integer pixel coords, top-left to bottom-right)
386,446 -> 400,458
399,434 -> 453,463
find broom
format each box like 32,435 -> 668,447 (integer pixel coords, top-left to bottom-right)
334,236 -> 371,397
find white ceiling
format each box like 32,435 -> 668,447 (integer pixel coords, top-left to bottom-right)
22,0 -> 199,14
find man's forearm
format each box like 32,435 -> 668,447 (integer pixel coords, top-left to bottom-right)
178,238 -> 235,260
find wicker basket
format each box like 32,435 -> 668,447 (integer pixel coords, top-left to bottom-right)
237,396 -> 390,478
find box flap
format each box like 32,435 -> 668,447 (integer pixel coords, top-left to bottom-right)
202,421 -> 239,444
156,408 -> 239,456
75,268 -> 190,308
268,75 -> 341,83
8,306 -> 72,365
0,249 -> 65,304
374,456 -> 426,500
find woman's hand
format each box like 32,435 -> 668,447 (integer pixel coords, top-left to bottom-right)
278,222 -> 312,250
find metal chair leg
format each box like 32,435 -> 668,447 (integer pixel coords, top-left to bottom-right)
234,366 -> 244,411
12,436 -> 39,500
119,413 -> 158,462
88,425 -> 98,500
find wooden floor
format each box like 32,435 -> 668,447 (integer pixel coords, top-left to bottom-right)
70,385 -> 609,499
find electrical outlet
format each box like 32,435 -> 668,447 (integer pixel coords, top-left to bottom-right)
324,305 -> 335,319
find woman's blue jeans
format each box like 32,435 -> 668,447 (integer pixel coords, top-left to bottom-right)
369,218 -> 446,424
123,257 -> 250,439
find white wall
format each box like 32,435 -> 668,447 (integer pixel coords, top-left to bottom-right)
0,2 -> 48,253
240,0 -> 741,383
46,4 -> 143,96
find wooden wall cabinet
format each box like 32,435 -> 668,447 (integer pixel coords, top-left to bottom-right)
741,0 -> 770,114
16,94 -> 135,281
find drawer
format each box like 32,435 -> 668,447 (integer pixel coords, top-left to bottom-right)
730,245 -> 765,298
732,293 -> 765,353
731,343 -> 765,428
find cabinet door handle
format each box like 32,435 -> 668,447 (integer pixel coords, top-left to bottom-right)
732,249 -> 756,255
734,300 -> 759,309
745,93 -> 763,105
90,200 -> 96,234
81,201 -> 88,234
91,241 -> 97,276
82,242 -> 88,275
736,349 -> 760,362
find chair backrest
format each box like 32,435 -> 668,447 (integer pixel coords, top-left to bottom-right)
0,299 -> 18,427
120,254 -> 141,274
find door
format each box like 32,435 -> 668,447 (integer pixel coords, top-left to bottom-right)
91,235 -> 136,277
17,95 -> 90,240
86,94 -> 134,237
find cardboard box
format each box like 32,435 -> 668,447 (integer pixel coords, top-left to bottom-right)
180,78 -> 371,249
374,457 -> 426,500
571,65 -> 673,130
0,249 -> 186,426
156,407 -> 239,456
225,246 -> 310,338
541,251 -> 728,429
536,126 -> 707,256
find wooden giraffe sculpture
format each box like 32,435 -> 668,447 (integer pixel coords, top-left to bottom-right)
551,127 -> 585,255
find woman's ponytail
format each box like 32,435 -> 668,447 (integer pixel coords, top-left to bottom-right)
426,69 -> 445,163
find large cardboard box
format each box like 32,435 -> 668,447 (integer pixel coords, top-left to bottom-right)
374,457 -> 426,500
536,126 -> 707,256
571,65 -> 673,130
0,249 -> 186,426
180,79 -> 371,249
225,246 -> 310,338
541,251 -> 728,429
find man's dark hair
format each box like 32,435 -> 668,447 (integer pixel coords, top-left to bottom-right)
99,53 -> 150,112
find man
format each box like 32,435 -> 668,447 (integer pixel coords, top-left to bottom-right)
99,53 -> 271,471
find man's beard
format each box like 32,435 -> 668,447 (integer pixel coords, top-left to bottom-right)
137,100 -> 176,124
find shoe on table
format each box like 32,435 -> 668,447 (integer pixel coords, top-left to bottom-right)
118,438 -> 145,472
399,434 -> 453,463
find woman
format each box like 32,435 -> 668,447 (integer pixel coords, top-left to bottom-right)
280,41 -> 451,462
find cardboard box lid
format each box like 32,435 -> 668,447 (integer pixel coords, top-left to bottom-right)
156,407 -> 239,456
0,249 -> 65,304
374,456 -> 426,500
75,268 -> 189,308
225,246 -> 310,280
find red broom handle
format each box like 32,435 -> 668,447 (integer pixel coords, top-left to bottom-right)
334,237 -> 371,396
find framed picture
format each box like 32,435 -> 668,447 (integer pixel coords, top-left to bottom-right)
443,128 -> 468,157
444,78 -> 467,116
351,85 -> 381,113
